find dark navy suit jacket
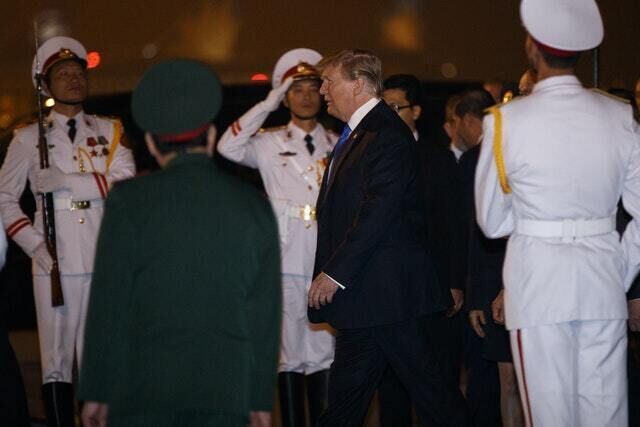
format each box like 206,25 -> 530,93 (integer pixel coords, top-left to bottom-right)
309,101 -> 449,329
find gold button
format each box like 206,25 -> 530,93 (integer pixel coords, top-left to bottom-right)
307,166 -> 314,171
78,218 -> 85,224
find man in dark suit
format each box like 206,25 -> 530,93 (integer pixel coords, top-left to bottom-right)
307,49 -> 469,426
375,74 -> 465,426
456,89 -> 507,427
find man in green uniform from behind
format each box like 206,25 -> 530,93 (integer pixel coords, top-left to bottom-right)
78,59 -> 282,427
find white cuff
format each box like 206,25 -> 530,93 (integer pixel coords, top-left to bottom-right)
324,272 -> 345,290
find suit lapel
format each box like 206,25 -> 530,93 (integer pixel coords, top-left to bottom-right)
317,102 -> 387,213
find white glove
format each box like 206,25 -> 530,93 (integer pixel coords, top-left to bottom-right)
261,76 -> 295,112
36,164 -> 69,194
32,241 -> 54,272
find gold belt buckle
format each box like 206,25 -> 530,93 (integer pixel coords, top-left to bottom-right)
300,204 -> 316,222
70,200 -> 91,211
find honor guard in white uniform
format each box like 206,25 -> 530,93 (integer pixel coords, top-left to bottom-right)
217,48 -> 336,426
0,36 -> 135,426
474,1 -> 640,425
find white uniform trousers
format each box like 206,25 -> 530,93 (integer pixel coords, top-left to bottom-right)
510,320 -> 627,427
279,274 -> 334,374
33,274 -> 92,384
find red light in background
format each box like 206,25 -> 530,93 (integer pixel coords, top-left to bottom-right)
87,51 -> 101,69
250,73 -> 269,82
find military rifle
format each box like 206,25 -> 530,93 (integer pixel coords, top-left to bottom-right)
34,23 -> 64,307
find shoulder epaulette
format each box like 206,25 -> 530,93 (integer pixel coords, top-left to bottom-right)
13,118 -> 38,130
590,88 -> 631,104
93,114 -> 123,123
259,125 -> 286,134
483,102 -> 502,114
503,95 -> 527,105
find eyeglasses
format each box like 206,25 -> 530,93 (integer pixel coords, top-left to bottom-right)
389,103 -> 413,114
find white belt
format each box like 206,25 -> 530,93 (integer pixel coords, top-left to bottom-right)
53,198 -> 104,211
515,216 -> 616,240
285,204 -> 316,221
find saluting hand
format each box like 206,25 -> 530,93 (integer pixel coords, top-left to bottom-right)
308,272 -> 339,310
262,76 -> 295,112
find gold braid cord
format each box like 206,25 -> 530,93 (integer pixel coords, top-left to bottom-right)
106,120 -> 122,172
490,107 -> 511,194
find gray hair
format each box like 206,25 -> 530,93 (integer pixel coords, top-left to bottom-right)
319,49 -> 383,97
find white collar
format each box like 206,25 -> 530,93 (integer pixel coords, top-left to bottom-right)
450,142 -> 463,161
288,121 -> 320,140
412,130 -> 419,142
347,98 -> 380,133
532,75 -> 582,94
49,109 -> 85,129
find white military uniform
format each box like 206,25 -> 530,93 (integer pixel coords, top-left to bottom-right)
218,99 -> 336,374
0,110 -> 135,382
475,76 -> 640,426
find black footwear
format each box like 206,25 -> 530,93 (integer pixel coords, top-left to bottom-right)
306,369 -> 330,426
279,372 -> 306,427
41,382 -> 75,427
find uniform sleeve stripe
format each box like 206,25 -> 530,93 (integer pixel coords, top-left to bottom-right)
7,218 -> 31,238
99,174 -> 109,195
93,173 -> 107,200
231,121 -> 241,136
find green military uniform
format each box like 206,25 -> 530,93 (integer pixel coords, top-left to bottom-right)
78,60 -> 282,426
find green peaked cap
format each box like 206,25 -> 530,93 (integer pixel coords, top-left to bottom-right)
132,59 -> 222,137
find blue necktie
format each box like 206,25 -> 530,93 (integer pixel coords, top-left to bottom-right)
333,124 -> 352,160
327,124 -> 351,181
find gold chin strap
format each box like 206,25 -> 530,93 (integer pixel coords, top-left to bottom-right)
489,106 -> 511,194
106,120 -> 122,171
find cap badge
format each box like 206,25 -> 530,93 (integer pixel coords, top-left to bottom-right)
59,48 -> 75,59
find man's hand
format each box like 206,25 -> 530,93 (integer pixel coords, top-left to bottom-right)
446,288 -> 464,317
491,290 -> 505,325
32,241 -> 54,273
629,298 -> 640,332
35,163 -> 69,194
469,310 -> 486,338
248,411 -> 272,427
81,401 -> 109,427
262,77 -> 295,112
308,272 -> 339,310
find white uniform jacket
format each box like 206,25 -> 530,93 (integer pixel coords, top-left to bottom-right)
0,110 -> 136,276
475,75 -> 640,330
217,104 -> 336,277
